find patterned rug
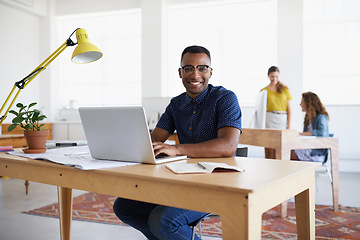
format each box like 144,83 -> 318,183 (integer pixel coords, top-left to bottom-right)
23,192 -> 360,239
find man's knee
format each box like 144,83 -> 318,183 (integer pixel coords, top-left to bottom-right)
148,206 -> 174,237
113,197 -> 125,217
113,197 -> 136,219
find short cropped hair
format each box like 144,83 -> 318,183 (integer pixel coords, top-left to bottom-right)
181,45 -> 211,63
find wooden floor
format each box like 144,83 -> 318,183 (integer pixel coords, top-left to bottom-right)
0,171 -> 359,240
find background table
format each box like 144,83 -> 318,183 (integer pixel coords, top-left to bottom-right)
239,128 -> 339,215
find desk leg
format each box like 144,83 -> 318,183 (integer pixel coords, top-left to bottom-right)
275,148 -> 290,218
57,186 -> 73,240
330,148 -> 339,211
279,202 -> 288,218
295,186 -> 315,240
220,199 -> 262,239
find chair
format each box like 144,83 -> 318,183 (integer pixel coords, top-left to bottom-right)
313,133 -> 334,192
320,134 -> 334,182
189,213 -> 212,240
190,147 -> 248,239
321,149 -> 333,182
315,148 -> 333,185
236,146 -> 248,158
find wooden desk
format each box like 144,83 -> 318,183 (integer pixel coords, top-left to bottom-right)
169,128 -> 339,216
0,153 -> 319,240
239,128 -> 339,215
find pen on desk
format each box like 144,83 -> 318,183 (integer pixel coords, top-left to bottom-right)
197,162 -> 206,169
65,152 -> 89,156
45,141 -> 87,148
56,142 -> 77,146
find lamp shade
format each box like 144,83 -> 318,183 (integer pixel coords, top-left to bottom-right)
71,28 -> 103,63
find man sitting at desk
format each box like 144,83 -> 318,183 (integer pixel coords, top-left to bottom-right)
113,45 -> 242,240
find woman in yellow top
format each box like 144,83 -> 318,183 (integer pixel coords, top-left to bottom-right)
261,66 -> 292,158
261,66 -> 292,129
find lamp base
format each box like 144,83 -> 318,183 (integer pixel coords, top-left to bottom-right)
23,148 -> 47,154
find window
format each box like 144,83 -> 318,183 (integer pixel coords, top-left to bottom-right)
165,0 -> 277,105
57,9 -> 142,108
303,0 -> 360,104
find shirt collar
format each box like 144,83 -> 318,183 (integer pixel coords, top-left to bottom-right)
185,85 -> 211,104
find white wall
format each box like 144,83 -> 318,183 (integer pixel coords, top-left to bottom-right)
0,3 -> 41,123
55,0 -> 139,16
278,0 -> 304,131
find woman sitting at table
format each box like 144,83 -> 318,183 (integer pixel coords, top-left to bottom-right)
291,92 -> 330,163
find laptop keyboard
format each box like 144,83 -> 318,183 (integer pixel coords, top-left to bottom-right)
155,153 -> 169,159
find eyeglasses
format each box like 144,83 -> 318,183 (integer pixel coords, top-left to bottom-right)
181,65 -> 211,74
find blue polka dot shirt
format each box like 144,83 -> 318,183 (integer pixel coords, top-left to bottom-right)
156,84 -> 242,144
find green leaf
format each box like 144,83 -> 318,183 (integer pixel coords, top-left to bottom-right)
32,111 -> 40,120
12,116 -> 24,124
19,105 -> 26,112
38,115 -> 47,121
24,123 -> 32,131
7,124 -> 18,132
8,110 -> 18,116
16,103 -> 24,108
28,102 -> 37,108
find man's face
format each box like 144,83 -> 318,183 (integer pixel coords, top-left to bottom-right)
178,52 -> 212,99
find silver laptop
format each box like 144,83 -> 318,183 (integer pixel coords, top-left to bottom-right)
78,106 -> 187,164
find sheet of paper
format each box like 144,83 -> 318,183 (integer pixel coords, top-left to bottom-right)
8,146 -> 139,170
299,135 -> 317,138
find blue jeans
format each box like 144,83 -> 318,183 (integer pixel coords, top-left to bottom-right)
113,197 -> 208,240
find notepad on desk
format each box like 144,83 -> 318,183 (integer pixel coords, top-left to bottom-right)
0,146 -> 14,152
165,162 -> 244,174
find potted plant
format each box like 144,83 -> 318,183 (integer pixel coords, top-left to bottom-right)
7,102 -> 49,153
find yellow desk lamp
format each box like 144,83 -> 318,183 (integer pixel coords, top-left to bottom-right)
0,28 -> 102,125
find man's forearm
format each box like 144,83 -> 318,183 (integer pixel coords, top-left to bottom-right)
175,137 -> 238,158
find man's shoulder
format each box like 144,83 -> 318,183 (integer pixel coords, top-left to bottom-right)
171,92 -> 187,102
171,92 -> 187,100
168,92 -> 188,108
208,85 -> 234,96
207,85 -> 238,103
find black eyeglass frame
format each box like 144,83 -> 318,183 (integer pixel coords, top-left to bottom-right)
181,65 -> 212,74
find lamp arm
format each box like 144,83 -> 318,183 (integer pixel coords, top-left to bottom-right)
0,41 -> 69,126
15,67 -> 44,90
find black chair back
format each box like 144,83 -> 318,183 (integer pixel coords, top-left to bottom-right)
236,147 -> 248,157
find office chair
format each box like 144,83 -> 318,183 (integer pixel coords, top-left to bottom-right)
236,146 -> 248,158
320,134 -> 334,181
313,134 -> 334,192
315,148 -> 333,192
189,213 -> 212,240
190,147 -> 248,240
321,149 -> 333,182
